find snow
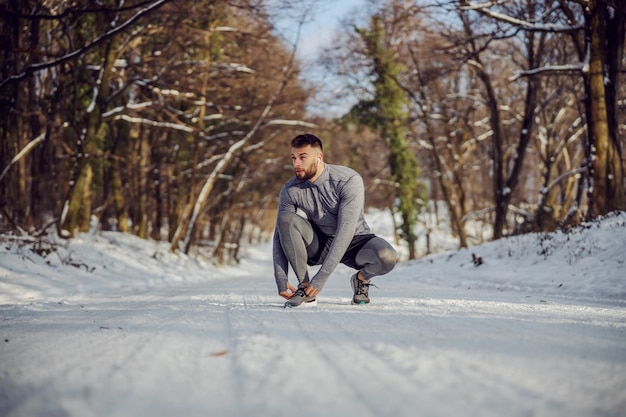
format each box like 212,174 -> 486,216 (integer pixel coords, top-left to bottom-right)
1,211 -> 626,417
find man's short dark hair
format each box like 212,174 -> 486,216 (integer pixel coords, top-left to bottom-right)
291,134 -> 323,151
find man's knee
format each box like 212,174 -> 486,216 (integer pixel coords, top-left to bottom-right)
277,211 -> 303,235
357,237 -> 397,277
377,242 -> 397,274
277,211 -> 313,242
277,211 -> 299,228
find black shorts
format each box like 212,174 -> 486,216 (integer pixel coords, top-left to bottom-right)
308,232 -> 376,269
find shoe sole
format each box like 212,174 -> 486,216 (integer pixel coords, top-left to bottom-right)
284,299 -> 317,308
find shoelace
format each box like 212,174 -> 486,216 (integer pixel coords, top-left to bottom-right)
355,279 -> 379,295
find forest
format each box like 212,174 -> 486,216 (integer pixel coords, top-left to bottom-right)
1,0 -> 624,263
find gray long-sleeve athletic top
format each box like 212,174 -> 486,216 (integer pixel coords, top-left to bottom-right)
273,163 -> 372,292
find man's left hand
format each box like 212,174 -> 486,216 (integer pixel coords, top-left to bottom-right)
303,282 -> 320,297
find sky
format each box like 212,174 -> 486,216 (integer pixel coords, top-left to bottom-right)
270,0 -> 369,116
298,0 -> 365,61
271,0 -> 366,60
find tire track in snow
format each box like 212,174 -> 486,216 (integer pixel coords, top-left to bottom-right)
287,310 -> 381,415
220,291 -> 293,415
283,303 -> 459,417
1,298 -> 192,416
334,297 -> 626,417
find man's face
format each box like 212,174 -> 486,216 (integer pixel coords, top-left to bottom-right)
291,145 -> 320,181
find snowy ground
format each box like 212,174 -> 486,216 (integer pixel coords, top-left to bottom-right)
1,211 -> 625,417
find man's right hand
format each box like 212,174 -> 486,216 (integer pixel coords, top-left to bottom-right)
278,282 -> 297,300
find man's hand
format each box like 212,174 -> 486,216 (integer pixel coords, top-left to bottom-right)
303,282 -> 320,297
278,282 -> 297,300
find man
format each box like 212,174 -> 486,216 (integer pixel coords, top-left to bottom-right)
273,133 -> 397,307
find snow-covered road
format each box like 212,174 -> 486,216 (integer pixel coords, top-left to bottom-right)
2,213 -> 626,417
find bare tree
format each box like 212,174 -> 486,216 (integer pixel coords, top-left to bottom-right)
463,0 -> 625,221
0,0 -> 315,261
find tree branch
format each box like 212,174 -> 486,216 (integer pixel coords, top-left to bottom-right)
5,0 -> 160,20
0,133 -> 46,184
0,0 -> 174,90
170,9 -> 307,253
510,64 -> 584,81
461,0 -> 583,33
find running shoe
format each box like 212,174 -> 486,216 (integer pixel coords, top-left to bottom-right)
284,288 -> 317,308
350,273 -> 371,305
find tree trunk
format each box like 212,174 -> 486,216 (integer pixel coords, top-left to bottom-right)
585,1 -> 625,217
60,35 -> 118,236
427,129 -> 467,248
501,44 -> 539,223
170,134 -> 252,253
470,60 -> 506,239
110,157 -> 130,233
61,107 -> 105,236
137,133 -> 150,238
62,158 -> 92,235
604,1 -> 626,212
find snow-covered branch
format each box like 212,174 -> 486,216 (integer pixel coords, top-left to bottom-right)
0,133 -> 45,184
0,0 -> 174,89
201,131 -> 245,142
446,92 -> 486,105
212,26 -> 238,32
213,63 -> 255,74
102,101 -> 154,118
170,10 -> 306,253
510,64 -> 584,81
115,114 -> 236,142
461,204 -> 529,222
541,167 -> 587,195
262,119 -> 317,129
114,114 -> 194,133
461,1 -> 583,33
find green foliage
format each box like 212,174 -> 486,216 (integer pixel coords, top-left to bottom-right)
348,14 -> 425,258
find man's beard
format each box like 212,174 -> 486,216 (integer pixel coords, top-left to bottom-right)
295,164 -> 317,181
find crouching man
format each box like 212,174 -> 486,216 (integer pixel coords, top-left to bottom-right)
273,134 -> 397,307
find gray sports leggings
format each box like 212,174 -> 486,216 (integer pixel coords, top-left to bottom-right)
276,211 -> 397,284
